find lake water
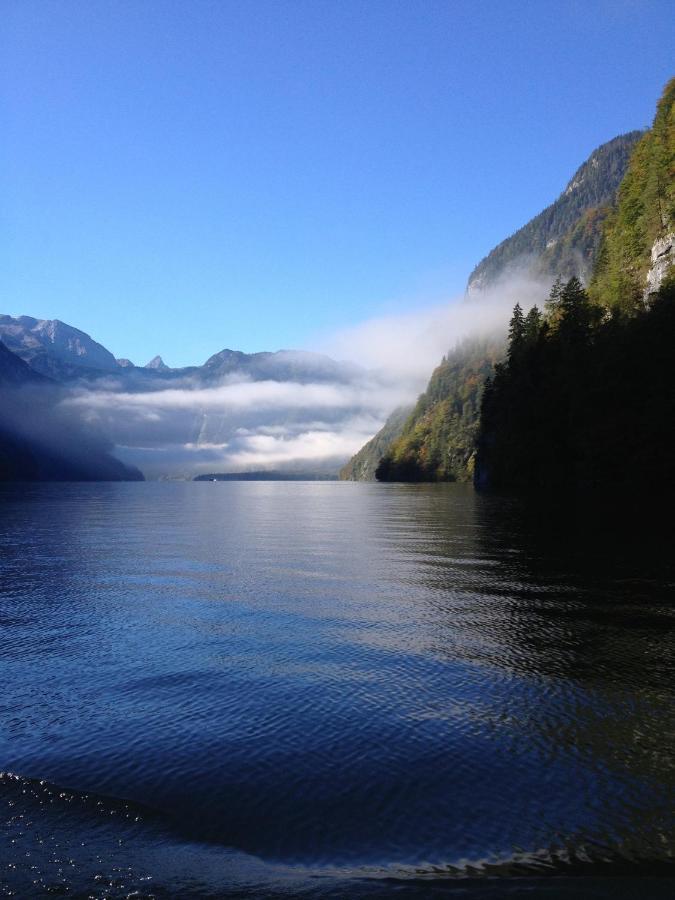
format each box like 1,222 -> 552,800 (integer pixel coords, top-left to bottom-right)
1,482 -> 673,899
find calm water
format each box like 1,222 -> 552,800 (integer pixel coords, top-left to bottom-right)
1,482 -> 673,899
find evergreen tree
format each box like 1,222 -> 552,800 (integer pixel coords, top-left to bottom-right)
544,276 -> 565,327
524,306 -> 542,344
507,303 -> 526,364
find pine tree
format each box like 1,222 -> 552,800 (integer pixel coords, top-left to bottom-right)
545,276 -> 565,326
559,276 -> 594,339
507,303 -> 526,365
524,306 -> 542,344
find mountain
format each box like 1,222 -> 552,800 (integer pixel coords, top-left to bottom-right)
374,339 -> 502,482
467,131 -> 643,294
0,313 -> 378,478
0,341 -> 143,482
200,348 -> 362,385
145,355 -> 170,371
341,131 -> 641,482
0,315 -> 119,379
0,339 -> 49,386
476,80 -> 675,500
338,406 -> 412,481
0,315 -> 363,389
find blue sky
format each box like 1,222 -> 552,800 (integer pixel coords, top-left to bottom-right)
1,0 -> 673,367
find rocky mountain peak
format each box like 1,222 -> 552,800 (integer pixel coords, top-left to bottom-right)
145,355 -> 170,371
0,314 -> 119,377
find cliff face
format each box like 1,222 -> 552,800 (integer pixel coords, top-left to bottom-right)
646,232 -> 675,297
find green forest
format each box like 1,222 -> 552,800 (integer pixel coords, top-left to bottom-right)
374,339 -> 502,482
476,276 -> 675,497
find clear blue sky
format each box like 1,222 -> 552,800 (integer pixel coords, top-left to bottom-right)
2,0 -> 673,366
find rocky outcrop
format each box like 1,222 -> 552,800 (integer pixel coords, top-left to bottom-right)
645,232 -> 675,298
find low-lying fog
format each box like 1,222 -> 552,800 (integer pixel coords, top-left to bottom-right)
5,271 -> 550,479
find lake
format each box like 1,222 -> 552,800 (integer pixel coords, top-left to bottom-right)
1,482 -> 673,898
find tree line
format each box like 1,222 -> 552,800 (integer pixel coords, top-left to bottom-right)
475,276 -> 675,500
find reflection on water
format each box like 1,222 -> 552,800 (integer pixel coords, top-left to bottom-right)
0,482 -> 673,898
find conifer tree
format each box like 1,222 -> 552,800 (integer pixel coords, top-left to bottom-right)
559,276 -> 593,339
507,303 -> 525,365
524,306 -> 542,344
545,276 -> 565,326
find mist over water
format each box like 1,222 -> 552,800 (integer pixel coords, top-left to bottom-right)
3,270 -> 548,480
1,482 -> 673,898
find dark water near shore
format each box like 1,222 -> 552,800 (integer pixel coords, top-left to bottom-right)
1,482 -> 673,898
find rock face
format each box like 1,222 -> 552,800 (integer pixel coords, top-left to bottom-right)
0,315 -> 119,378
645,232 -> 675,297
116,358 -> 135,368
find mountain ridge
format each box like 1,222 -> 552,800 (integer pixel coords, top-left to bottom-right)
0,314 -> 362,388
467,131 -> 643,294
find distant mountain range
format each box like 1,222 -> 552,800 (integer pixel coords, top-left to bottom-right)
0,314 -> 119,379
0,314 -> 363,387
0,317 -> 380,482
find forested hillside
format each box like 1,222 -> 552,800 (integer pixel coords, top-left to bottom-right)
590,78 -> 675,309
338,406 -> 412,481
477,79 -> 675,498
374,339 -> 502,482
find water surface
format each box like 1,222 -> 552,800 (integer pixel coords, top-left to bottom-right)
1,482 -> 673,898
